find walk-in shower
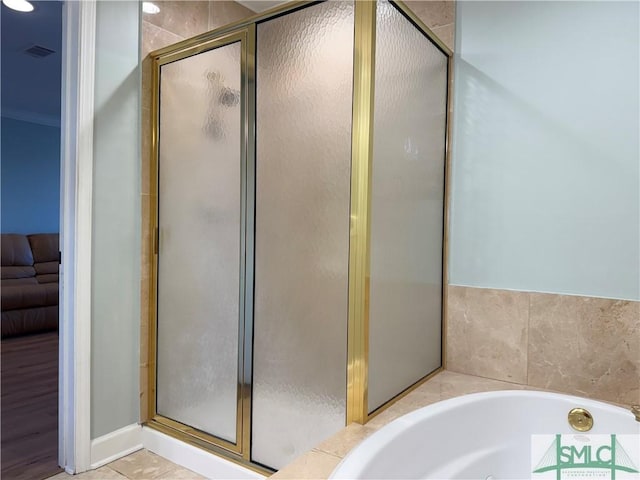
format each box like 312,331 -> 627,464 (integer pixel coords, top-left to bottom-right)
145,0 -> 451,472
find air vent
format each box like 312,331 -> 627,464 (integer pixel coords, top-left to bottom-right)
24,45 -> 55,58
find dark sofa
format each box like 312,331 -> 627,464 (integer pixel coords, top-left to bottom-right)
1,233 -> 59,337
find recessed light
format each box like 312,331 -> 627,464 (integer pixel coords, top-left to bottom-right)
142,2 -> 160,14
2,0 -> 34,12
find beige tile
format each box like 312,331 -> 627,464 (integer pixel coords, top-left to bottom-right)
140,194 -> 155,291
364,375 -> 442,430
431,23 -> 455,51
446,286 -> 529,384
270,450 -> 342,480
141,57 -> 153,114
403,373 -> 443,402
140,194 -> 156,421
108,450 -> 177,480
439,370 -> 526,400
314,423 -> 376,459
209,1 -> 254,31
404,1 -> 454,29
528,293 -> 640,406
141,107 -> 154,196
139,195 -> 153,342
364,398 -> 422,430
72,467 -> 128,479
140,194 -> 156,307
139,361 -> 149,421
142,21 -> 184,59
140,215 -> 151,281
153,467 -> 206,479
395,386 -> 442,412
46,467 -> 128,480
144,1 -> 209,40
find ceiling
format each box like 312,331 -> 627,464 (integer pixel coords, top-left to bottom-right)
1,0 -> 62,125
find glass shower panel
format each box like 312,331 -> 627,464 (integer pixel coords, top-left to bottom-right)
156,42 -> 242,443
368,1 -> 448,413
252,1 -> 354,469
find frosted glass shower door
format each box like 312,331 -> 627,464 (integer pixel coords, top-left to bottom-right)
251,1 -> 354,470
368,0 -> 449,413
155,39 -> 244,444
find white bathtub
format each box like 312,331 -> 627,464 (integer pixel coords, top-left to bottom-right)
330,390 -> 640,479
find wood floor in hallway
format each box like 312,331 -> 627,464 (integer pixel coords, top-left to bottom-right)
1,331 -> 62,480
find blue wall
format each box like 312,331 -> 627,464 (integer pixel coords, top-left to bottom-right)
1,116 -> 60,234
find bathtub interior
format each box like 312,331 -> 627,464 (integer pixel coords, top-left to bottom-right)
330,391 -> 640,480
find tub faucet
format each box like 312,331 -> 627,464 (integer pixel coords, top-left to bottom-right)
632,405 -> 640,422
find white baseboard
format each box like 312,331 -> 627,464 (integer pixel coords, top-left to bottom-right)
90,423 -> 143,469
142,426 -> 264,480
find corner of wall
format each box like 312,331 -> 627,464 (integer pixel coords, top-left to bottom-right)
90,424 -> 143,470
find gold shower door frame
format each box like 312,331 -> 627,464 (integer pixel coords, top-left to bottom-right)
144,0 -> 453,472
146,25 -> 258,469
346,0 -> 454,426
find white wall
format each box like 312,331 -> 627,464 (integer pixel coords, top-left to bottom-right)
450,1 -> 639,301
91,0 -> 141,438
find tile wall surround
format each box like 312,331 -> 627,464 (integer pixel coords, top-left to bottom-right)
446,285 -> 640,407
405,0 -> 455,50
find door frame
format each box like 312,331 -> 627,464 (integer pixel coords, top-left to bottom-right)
145,25 -> 258,468
59,0 -> 96,473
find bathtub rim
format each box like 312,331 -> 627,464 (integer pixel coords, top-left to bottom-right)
329,389 -> 637,479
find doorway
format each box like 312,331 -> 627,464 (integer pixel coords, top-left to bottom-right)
0,1 -> 63,478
